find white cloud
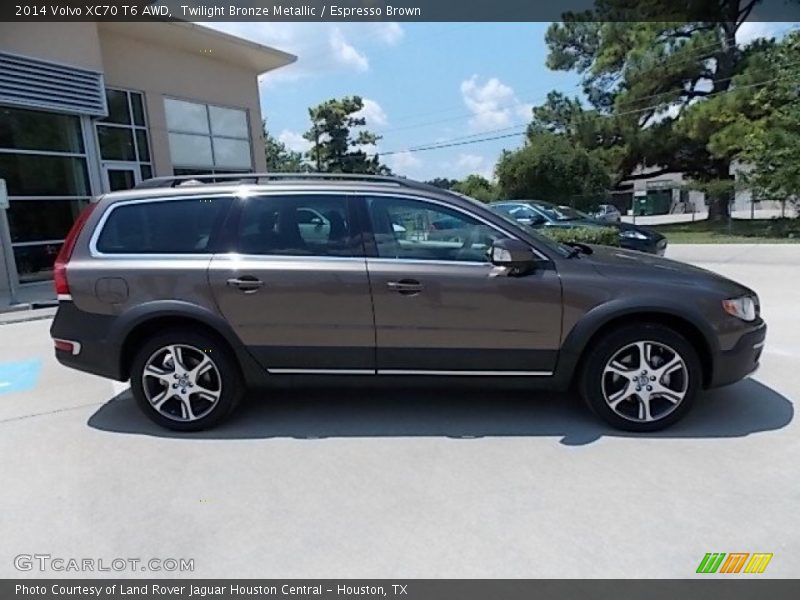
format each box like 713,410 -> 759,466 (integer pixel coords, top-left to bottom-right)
355,98 -> 389,128
386,151 -> 422,175
440,153 -> 495,180
373,22 -> 405,45
330,27 -> 369,72
460,75 -> 532,132
278,130 -> 312,154
202,22 -> 405,86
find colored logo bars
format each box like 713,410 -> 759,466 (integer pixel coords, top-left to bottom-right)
696,553 -> 773,574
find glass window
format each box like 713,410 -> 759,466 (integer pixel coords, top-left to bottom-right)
140,165 -> 153,181
103,89 -> 132,125
8,199 -> 88,243
13,243 -> 64,283
130,92 -> 146,127
95,89 -> 153,186
97,126 -> 136,161
135,129 -> 150,162
209,105 -> 249,138
168,133 -> 213,166
0,153 -> 89,196
165,99 -> 252,170
237,195 -> 358,257
366,197 -> 505,263
0,106 -> 84,153
164,98 -> 209,134
212,138 -> 251,169
96,198 -> 231,254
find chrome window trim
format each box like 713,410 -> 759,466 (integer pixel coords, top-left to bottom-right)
213,253 -> 366,264
88,193 -> 239,258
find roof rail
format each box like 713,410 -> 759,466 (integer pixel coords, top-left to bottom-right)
134,172 -> 447,195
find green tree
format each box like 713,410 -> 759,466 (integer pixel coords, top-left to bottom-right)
425,177 -> 459,190
542,0 -> 774,219
451,175 -> 499,202
304,96 -> 390,174
496,131 -> 610,207
264,121 -> 307,173
701,31 -> 800,209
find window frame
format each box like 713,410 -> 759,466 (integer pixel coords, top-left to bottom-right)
164,96 -> 253,172
357,193 -> 540,265
89,194 -> 236,258
95,88 -> 153,182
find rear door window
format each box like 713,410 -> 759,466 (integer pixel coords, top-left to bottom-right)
236,194 -> 360,257
95,197 -> 231,254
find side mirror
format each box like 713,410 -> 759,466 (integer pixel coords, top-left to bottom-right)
489,239 -> 543,275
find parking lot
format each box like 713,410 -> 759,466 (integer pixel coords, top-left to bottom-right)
0,244 -> 797,578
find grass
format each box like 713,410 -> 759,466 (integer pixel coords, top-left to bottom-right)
650,218 -> 800,244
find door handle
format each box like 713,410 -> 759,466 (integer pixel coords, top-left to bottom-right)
226,276 -> 264,293
387,279 -> 423,295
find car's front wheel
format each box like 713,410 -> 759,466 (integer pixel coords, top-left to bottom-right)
579,323 -> 702,431
130,329 -> 244,431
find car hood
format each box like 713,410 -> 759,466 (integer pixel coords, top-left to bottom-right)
550,219 -> 662,239
580,245 -> 753,296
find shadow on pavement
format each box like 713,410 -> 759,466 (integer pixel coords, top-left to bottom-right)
87,377 -> 793,446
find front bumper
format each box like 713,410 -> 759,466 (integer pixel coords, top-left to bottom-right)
620,237 -> 667,255
709,322 -> 767,388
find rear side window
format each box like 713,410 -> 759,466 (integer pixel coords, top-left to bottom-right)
237,194 -> 360,257
95,197 -> 230,254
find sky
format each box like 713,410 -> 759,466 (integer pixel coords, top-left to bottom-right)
206,21 -> 794,182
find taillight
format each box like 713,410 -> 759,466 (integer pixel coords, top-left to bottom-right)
54,202 -> 97,299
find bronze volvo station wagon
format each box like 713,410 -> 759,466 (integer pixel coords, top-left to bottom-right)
50,173 -> 766,432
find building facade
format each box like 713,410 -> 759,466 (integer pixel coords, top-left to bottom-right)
0,21 -> 294,291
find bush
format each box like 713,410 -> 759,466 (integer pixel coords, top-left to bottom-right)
541,226 -> 620,247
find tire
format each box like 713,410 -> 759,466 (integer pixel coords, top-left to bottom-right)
579,323 -> 702,432
130,328 -> 244,432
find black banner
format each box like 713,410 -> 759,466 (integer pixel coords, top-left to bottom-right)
2,0 -> 800,22
4,580 -> 800,600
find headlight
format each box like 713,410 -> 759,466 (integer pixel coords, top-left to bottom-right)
620,229 -> 648,240
722,296 -> 757,321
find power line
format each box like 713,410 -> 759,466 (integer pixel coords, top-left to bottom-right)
378,72 -> 797,156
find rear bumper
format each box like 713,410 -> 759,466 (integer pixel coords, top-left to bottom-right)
709,322 -> 767,388
50,301 -> 125,381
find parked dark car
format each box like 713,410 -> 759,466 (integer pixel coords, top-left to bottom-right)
490,200 -> 667,255
51,173 -> 763,433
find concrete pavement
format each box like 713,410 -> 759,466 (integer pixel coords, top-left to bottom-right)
0,245 -> 797,578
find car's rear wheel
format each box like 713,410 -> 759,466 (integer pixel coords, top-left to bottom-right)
579,323 -> 701,431
130,329 -> 243,431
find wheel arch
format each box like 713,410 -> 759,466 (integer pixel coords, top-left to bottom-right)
557,303 -> 718,390
113,301 -> 266,385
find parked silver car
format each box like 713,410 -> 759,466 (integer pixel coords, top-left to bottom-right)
593,203 -> 623,223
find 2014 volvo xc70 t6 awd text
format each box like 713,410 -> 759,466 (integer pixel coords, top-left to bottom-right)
50,174 -> 766,432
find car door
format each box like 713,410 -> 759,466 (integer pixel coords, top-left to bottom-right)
207,192 -> 375,373
361,194 -> 563,374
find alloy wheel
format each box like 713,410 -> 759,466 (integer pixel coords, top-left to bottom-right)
601,340 -> 689,423
141,344 -> 222,423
